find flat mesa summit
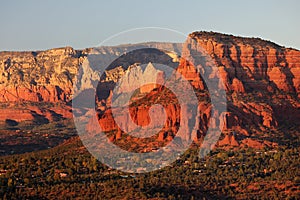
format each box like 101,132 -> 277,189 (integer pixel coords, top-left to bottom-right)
0,31 -> 299,150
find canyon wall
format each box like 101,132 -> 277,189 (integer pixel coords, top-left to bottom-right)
95,32 -> 300,148
0,32 -> 299,148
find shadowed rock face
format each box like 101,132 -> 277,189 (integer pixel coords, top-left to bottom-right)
0,32 -> 299,149
114,62 -> 165,94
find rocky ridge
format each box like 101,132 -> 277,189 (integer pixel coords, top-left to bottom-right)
0,32 -> 299,149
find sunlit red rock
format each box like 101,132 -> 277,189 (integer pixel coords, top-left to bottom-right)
0,32 -> 299,149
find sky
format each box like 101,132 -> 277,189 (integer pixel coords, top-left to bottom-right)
0,0 -> 299,51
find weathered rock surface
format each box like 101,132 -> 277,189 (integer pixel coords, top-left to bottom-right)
115,62 -> 165,94
95,32 -> 299,149
0,33 -> 299,149
187,31 -> 300,95
0,47 -> 83,102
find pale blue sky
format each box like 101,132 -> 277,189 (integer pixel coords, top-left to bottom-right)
1,0 -> 299,51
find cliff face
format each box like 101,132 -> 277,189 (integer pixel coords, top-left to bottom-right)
184,32 -> 300,147
95,32 -> 300,149
0,32 -> 299,149
188,32 -> 300,96
0,43 -> 182,103
0,47 -> 84,102
0,43 -> 182,124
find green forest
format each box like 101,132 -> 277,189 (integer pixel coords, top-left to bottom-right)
0,137 -> 299,199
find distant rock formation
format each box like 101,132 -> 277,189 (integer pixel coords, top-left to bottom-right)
187,31 -> 300,96
114,62 -> 165,94
0,33 -> 299,149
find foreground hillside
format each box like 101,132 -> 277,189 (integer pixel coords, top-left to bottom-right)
0,137 -> 299,199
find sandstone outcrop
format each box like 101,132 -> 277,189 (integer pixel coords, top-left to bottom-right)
0,33 -> 299,149
115,62 -> 165,94
0,47 -> 82,102
95,32 -> 299,148
188,31 -> 300,95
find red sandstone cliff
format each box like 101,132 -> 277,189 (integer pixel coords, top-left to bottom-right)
95,32 -> 300,149
0,32 -> 299,149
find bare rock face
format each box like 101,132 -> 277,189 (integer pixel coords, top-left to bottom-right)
218,132 -> 239,147
115,62 -> 164,94
95,32 -> 300,147
0,33 -> 299,149
231,78 -> 245,93
177,59 -> 205,90
0,47 -> 82,103
188,31 -> 300,94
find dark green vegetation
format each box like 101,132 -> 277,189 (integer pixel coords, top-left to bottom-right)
0,118 -> 76,156
0,137 -> 299,199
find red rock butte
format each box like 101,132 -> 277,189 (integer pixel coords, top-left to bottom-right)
0,32 -> 299,149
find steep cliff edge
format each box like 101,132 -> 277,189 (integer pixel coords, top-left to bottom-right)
188,31 -> 300,96
186,32 -> 300,147
0,32 -> 299,150
95,32 -> 300,149
0,43 -> 181,123
0,47 -> 84,102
